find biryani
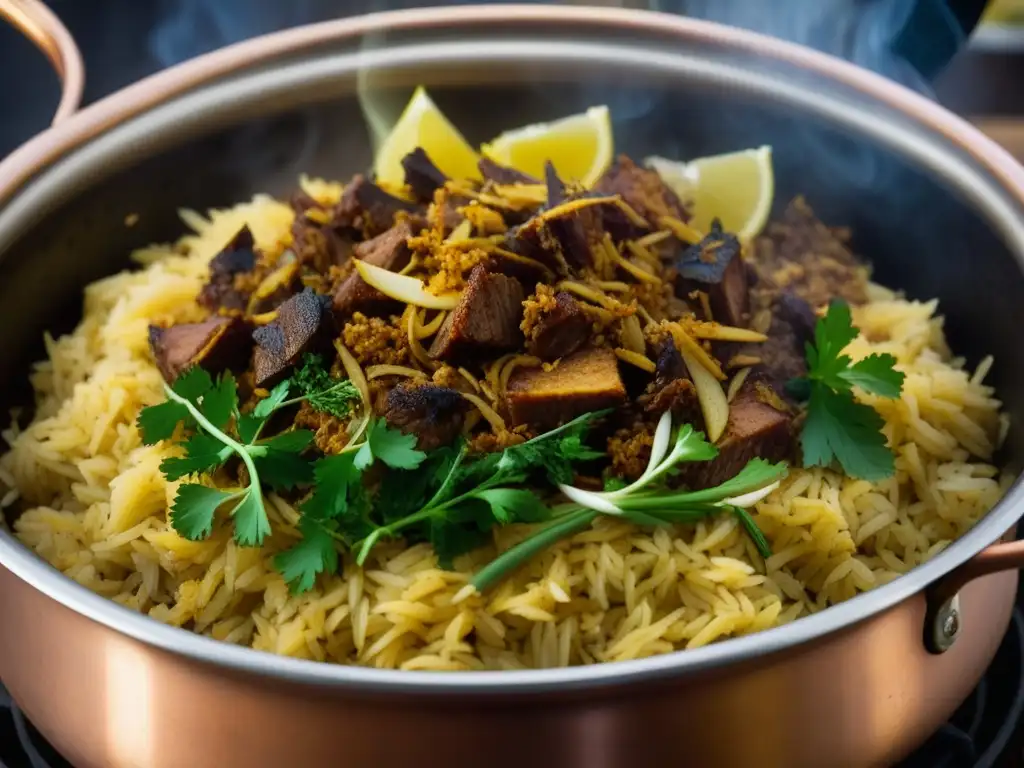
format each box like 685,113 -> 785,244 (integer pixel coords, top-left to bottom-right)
0,119 -> 1008,671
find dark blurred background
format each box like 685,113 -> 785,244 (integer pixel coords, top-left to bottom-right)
2,0 -> 1022,162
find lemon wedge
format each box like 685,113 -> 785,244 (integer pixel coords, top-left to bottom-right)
373,87 -> 481,188
353,260 -> 461,310
646,146 -> 774,241
481,105 -> 613,187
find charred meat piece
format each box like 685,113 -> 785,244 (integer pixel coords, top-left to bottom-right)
725,291 -> 815,391
681,381 -> 793,489
483,248 -> 552,287
595,155 -> 688,236
149,317 -> 252,383
506,346 -> 626,429
749,196 -> 868,308
198,226 -> 257,312
252,288 -> 332,387
429,266 -> 525,361
332,220 -> 416,320
478,157 -> 539,185
402,148 -> 448,202
290,193 -> 355,274
335,174 -> 424,237
524,291 -> 591,361
653,337 -> 688,388
674,222 -> 749,327
542,162 -> 601,272
640,338 -> 700,422
384,384 -> 467,451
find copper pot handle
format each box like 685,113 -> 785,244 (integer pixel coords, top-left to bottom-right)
925,537 -> 1024,653
0,0 -> 83,125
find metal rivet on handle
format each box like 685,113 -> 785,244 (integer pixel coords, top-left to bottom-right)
928,594 -> 961,654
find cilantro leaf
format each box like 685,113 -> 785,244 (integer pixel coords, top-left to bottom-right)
159,433 -> 233,480
303,453 -> 362,521
232,489 -> 270,546
137,400 -> 191,444
838,353 -> 905,398
274,517 -> 339,594
363,418 -> 427,471
801,387 -> 895,480
200,370 -> 237,430
170,484 -> 235,540
294,354 -> 362,418
791,300 -> 904,480
253,450 -> 314,491
248,431 -> 315,491
473,488 -> 549,524
254,380 -> 292,420
375,443 -> 462,524
173,367 -> 214,405
237,380 -> 293,444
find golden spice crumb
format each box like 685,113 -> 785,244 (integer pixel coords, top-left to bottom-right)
342,312 -> 409,366
423,245 -> 490,295
607,425 -> 654,480
459,203 -> 507,235
295,401 -> 350,455
469,429 -> 527,454
520,284 -> 558,341
431,364 -> 463,389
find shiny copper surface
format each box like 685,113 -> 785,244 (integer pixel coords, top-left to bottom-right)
1,6 -> 1024,768
932,537 -> 1024,604
0,564 -> 1014,768
0,0 -> 83,125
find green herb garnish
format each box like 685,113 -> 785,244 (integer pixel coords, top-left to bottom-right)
138,358 -> 362,547
466,414 -> 787,593
273,417 -> 428,592
788,299 -> 905,480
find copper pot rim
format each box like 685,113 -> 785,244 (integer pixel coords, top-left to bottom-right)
2,4 -> 1024,694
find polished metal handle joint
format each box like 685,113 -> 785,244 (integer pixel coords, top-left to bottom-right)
0,0 -> 84,126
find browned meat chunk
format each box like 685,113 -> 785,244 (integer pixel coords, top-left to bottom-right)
506,347 -> 626,429
198,227 -> 257,312
749,196 -> 868,308
595,155 -> 688,236
252,288 -> 332,387
681,382 -> 793,489
478,157 -> 539,185
674,222 -> 750,327
429,266 -> 524,361
290,192 -> 355,274
524,291 -> 591,361
384,384 -> 467,451
725,291 -> 816,393
332,220 -> 416,319
335,174 -> 424,237
638,339 -> 700,422
483,248 -> 552,287
148,317 -> 251,383
542,162 -> 601,272
402,148 -> 448,202
505,166 -> 605,275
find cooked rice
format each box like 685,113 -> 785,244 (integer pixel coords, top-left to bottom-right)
1,194 -> 1007,670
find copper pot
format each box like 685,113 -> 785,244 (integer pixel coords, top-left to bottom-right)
2,3 -> 1024,767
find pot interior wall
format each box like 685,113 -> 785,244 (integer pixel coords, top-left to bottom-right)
2,65 -> 1023,481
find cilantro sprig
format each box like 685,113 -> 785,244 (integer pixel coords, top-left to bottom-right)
138,356 -> 362,547
467,413 -> 787,593
788,300 -> 905,480
273,417 -> 429,591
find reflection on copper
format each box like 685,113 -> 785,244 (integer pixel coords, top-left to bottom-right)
0,0 -> 84,124
105,639 -> 156,767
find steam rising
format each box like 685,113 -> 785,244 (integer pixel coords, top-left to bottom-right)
148,0 -> 966,194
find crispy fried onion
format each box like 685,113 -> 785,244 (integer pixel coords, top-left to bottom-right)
614,348 -> 656,373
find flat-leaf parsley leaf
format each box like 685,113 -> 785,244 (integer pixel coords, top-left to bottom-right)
789,299 -> 905,480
